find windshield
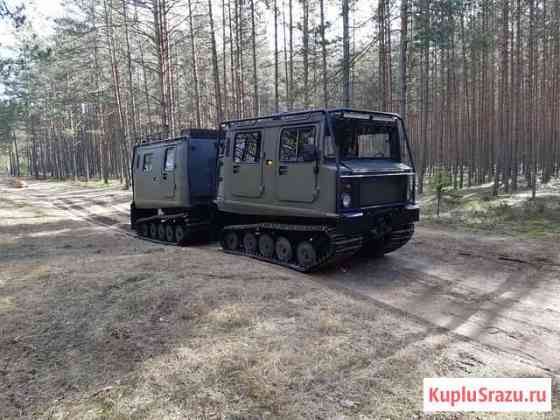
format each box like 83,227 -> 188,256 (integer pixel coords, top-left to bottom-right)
325,119 -> 401,160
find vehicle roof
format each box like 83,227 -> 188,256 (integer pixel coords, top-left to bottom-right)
133,129 -> 219,150
222,108 -> 401,130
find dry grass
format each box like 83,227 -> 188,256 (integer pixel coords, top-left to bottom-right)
6,178 -> 28,188
1,177 -> 557,419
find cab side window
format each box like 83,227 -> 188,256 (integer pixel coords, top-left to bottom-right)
280,126 -> 316,162
143,153 -> 153,172
164,147 -> 176,171
279,128 -> 298,161
234,132 -> 261,163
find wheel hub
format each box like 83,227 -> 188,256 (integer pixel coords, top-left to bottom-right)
258,234 -> 274,258
224,231 -> 239,250
297,241 -> 317,268
275,237 -> 293,262
243,232 -> 258,253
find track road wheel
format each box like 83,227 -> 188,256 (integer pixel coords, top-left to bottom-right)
175,224 -> 186,244
157,224 -> 166,241
258,233 -> 275,258
223,231 -> 239,251
296,241 -> 317,269
275,237 -> 293,263
165,224 -> 175,242
243,232 -> 258,254
140,223 -> 149,237
149,223 -> 158,239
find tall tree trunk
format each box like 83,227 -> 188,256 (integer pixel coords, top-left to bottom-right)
342,0 -> 350,106
123,0 -> 138,143
319,0 -> 328,107
208,0 -> 223,126
228,1 -> 237,117
302,0 -> 310,107
104,0 -> 129,188
529,0 -> 536,198
282,0 -> 290,106
399,0 -> 408,119
378,0 -> 386,110
222,0 -> 229,118
152,0 -> 167,132
274,0 -> 280,112
187,0 -> 201,128
12,130 -> 20,177
288,0 -> 294,109
385,0 -> 393,111
494,0 -> 509,195
553,0 -> 560,179
250,0 -> 259,115
512,0 -> 522,191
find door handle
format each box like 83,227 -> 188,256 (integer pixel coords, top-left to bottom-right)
233,165 -> 240,174
278,165 -> 288,175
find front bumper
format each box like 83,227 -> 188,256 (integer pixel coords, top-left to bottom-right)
337,204 -> 420,236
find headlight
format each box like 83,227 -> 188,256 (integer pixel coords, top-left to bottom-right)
407,175 -> 415,203
341,192 -> 352,208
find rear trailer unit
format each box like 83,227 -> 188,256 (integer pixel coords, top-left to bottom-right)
130,129 -> 220,244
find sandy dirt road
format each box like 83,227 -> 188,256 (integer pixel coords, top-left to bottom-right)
23,178 -> 560,375
1,177 -> 559,418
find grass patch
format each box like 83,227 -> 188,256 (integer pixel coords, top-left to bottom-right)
0,296 -> 15,313
73,178 -> 125,190
0,197 -> 30,208
419,178 -> 560,238
36,176 -> 123,190
206,303 -> 255,331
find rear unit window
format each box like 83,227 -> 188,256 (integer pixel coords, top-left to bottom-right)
233,132 -> 261,163
142,153 -> 153,172
280,126 -> 316,162
164,147 -> 175,171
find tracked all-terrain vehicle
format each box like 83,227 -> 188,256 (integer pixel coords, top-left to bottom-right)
130,109 -> 419,272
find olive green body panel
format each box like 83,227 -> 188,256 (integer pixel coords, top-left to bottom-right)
133,140 -> 188,209
132,133 -> 218,210
216,114 -> 338,219
216,110 -> 415,219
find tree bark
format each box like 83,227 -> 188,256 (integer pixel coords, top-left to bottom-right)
188,0 -> 201,128
399,0 -> 408,119
319,0 -> 328,107
342,0 -> 350,106
208,0 -> 223,126
250,0 -> 259,115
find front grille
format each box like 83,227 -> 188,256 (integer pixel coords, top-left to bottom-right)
358,175 -> 407,207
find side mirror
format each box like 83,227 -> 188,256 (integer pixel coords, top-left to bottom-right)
301,144 -> 318,162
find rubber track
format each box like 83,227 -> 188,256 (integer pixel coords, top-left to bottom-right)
221,223 -> 363,273
384,224 -> 415,254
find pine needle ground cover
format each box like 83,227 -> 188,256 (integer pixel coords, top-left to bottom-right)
420,178 -> 560,239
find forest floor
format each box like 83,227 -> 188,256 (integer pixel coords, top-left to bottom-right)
1,176 -> 559,419
420,179 -> 560,239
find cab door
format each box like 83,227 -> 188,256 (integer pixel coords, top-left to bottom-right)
231,131 -> 264,198
276,126 -> 318,203
161,146 -> 176,199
